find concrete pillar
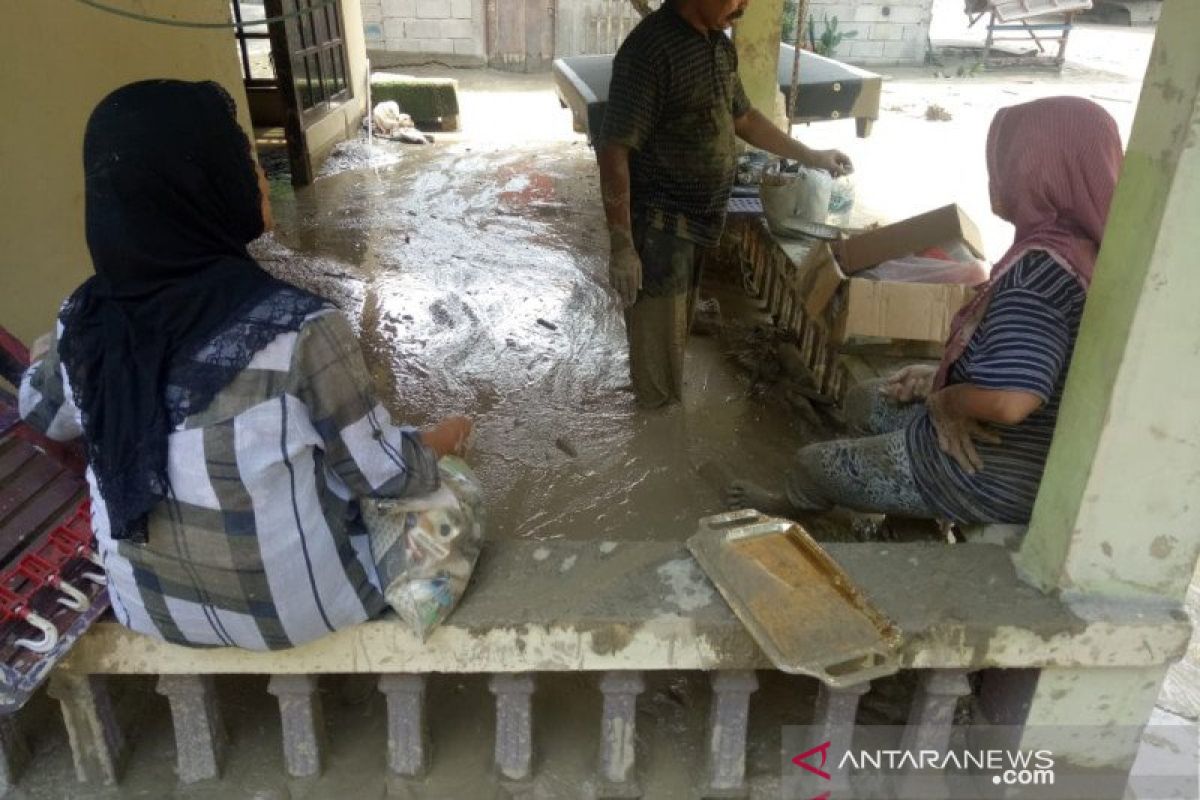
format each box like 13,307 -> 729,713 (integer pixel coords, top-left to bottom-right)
157,674 -> 226,784
734,0 -> 786,125
1005,0 -> 1200,774
900,669 -> 971,754
1018,0 -> 1200,603
379,674 -> 428,778
47,671 -> 126,785
0,715 -> 30,794
489,673 -> 535,782
596,671 -> 645,798
267,674 -> 325,778
812,681 -> 869,793
703,670 -> 758,799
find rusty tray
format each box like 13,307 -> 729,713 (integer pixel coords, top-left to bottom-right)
688,510 -> 900,687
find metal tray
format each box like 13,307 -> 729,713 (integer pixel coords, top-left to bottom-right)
688,510 -> 900,687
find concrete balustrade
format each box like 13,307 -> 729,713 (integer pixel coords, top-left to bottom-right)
35,539 -> 1188,792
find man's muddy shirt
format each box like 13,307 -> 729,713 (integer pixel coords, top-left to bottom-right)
600,4 -> 751,247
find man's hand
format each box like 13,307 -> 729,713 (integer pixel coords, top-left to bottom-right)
881,364 -> 937,404
807,148 -> 854,177
925,389 -> 1001,474
609,228 -> 643,308
422,415 -> 474,458
29,332 -> 53,363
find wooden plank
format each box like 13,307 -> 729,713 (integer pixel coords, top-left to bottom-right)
0,456 -> 61,525
0,476 -> 84,562
0,440 -> 37,486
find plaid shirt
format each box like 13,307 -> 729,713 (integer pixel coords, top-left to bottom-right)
19,306 -> 439,650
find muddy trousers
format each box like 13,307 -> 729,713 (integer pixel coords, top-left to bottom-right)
786,379 -> 938,518
624,224 -> 703,409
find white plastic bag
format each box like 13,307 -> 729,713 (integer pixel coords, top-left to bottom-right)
362,456 -> 485,640
761,167 -> 834,235
372,101 -> 412,136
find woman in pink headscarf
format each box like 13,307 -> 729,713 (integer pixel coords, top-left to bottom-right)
728,97 -> 1124,526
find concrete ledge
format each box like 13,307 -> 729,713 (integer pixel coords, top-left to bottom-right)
368,49 -> 487,69
57,542 -> 1190,676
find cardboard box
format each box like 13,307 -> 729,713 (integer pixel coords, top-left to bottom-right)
780,204 -> 984,345
835,204 -> 985,276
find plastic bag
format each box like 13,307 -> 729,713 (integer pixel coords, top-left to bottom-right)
761,166 -> 834,235
361,456 -> 485,640
857,256 -> 989,285
827,175 -> 856,227
372,101 -> 412,136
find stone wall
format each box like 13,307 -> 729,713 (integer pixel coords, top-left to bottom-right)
803,0 -> 934,65
361,0 -> 487,65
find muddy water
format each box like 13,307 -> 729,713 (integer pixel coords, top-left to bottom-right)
261,139 -> 806,543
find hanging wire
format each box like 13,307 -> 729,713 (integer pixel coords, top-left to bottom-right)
72,0 -> 338,30
787,0 -> 811,125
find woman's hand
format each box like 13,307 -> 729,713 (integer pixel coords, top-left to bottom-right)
925,389 -> 1001,474
881,364 -> 937,403
422,415 -> 474,458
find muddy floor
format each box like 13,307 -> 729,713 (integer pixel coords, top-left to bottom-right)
256,139 -> 814,546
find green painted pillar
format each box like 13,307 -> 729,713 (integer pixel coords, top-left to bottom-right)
1018,0 -> 1200,603
989,0 -> 1200,777
734,0 -> 785,124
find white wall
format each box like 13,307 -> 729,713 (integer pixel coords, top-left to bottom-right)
357,0 -> 932,67
362,0 -> 486,63
804,0 -> 934,65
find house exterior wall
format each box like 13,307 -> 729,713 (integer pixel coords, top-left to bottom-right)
803,0 -> 934,65
359,0 -> 931,68
0,0 -> 253,345
555,0 -> 646,58
361,0 -> 487,64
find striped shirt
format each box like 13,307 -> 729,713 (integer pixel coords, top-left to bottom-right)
599,3 -> 752,246
907,251 -> 1087,524
19,298 -> 439,650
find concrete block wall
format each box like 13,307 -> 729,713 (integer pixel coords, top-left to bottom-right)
805,0 -> 934,65
361,0 -> 486,64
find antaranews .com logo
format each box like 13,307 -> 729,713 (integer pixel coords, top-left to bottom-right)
790,738 -> 1054,797
781,724 -> 1196,800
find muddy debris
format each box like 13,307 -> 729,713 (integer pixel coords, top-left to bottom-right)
925,103 -> 954,121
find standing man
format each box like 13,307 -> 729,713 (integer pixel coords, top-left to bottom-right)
598,0 -> 852,409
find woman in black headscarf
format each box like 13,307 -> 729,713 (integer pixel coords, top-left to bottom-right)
20,80 -> 471,650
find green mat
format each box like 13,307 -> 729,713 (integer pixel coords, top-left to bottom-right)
370,74 -> 460,125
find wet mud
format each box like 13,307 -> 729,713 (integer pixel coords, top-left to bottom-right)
262,138 -> 810,544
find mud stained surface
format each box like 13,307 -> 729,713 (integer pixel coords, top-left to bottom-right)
260,139 -> 806,544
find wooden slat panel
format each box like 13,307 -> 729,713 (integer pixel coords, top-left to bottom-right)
0,438 -> 37,485
0,457 -> 63,527
0,476 -> 85,564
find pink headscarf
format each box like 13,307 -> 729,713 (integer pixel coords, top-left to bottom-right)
933,97 -> 1124,389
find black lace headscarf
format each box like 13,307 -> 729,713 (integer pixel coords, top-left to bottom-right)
59,79 -> 324,543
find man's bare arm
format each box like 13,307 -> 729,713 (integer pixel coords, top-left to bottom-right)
733,109 -> 853,176
596,142 -> 642,306
597,142 -> 634,233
